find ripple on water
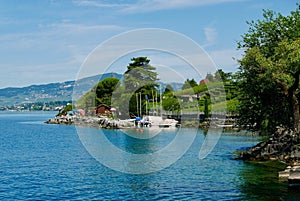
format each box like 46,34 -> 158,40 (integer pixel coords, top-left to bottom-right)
1,112 -> 300,200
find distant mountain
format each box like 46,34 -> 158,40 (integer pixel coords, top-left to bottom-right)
0,73 -> 122,106
158,82 -> 183,92
0,73 -> 183,106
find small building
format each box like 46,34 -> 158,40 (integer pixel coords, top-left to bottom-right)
95,104 -> 111,116
199,79 -> 210,86
177,94 -> 198,102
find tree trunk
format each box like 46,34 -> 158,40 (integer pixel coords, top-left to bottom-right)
289,70 -> 300,131
293,95 -> 300,131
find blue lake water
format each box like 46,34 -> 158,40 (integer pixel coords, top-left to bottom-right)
1,111 -> 300,200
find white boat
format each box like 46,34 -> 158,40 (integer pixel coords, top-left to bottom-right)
158,119 -> 178,128
134,116 -> 178,128
216,124 -> 234,128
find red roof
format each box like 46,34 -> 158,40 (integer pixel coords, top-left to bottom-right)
199,79 -> 210,85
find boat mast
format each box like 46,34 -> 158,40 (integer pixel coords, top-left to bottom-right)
152,90 -> 154,116
160,85 -> 162,118
136,93 -> 138,117
145,95 -> 148,115
155,90 -> 158,116
139,92 -> 142,117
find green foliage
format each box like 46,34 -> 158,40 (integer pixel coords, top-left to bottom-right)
124,57 -> 158,90
204,97 -> 209,118
205,73 -> 214,82
95,77 -> 120,106
182,79 -> 198,90
177,82 -> 218,96
76,77 -> 120,113
237,4 -> 300,132
56,104 -> 73,116
117,57 -> 159,117
214,69 -> 232,82
164,84 -> 174,95
175,72 -> 239,115
75,57 -> 241,120
162,97 -> 180,112
76,90 -> 96,112
212,98 -> 239,113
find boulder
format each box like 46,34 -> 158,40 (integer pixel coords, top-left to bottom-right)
240,128 -> 300,164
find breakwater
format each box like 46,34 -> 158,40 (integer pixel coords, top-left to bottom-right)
45,115 -> 134,129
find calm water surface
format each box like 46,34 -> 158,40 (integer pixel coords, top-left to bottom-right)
0,111 -> 299,200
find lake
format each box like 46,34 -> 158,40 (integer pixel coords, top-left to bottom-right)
0,111 -> 299,200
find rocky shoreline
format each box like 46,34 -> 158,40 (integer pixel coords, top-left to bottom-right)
45,115 -> 134,129
240,127 -> 300,184
240,127 -> 300,163
45,114 -> 240,130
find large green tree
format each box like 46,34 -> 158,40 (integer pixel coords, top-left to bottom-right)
237,5 -> 300,132
119,57 -> 159,117
124,57 -> 158,90
95,77 -> 120,106
76,77 -> 120,114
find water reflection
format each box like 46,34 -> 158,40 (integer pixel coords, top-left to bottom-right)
77,127 -> 197,174
237,161 -> 300,200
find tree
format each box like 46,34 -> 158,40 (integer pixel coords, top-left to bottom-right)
56,103 -> 73,116
163,84 -> 174,96
205,73 -> 214,82
120,57 -> 159,117
204,97 -> 209,119
182,79 -> 198,90
95,77 -> 120,106
162,97 -> 180,112
214,69 -> 232,82
124,57 -> 158,90
75,77 -> 120,115
237,4 -> 300,132
162,84 -> 180,113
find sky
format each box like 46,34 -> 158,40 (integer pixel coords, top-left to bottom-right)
0,0 -> 297,88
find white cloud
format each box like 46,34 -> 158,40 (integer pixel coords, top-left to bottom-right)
73,0 -> 247,13
73,0 -> 130,8
208,49 -> 243,72
203,27 -> 218,47
0,23 -> 125,51
0,58 -> 81,88
43,22 -> 125,36
0,22 -> 127,88
121,0 -> 246,13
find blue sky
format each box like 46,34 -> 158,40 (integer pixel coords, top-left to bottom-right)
0,0 -> 297,88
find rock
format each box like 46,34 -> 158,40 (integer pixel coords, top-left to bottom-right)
279,164 -> 300,187
279,168 -> 291,179
240,128 -> 300,164
45,115 -> 135,129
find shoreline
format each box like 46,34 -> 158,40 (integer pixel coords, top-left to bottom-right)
45,115 -> 134,129
45,114 -> 241,131
239,127 -> 300,185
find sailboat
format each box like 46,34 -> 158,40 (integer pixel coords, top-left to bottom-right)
135,85 -> 179,129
